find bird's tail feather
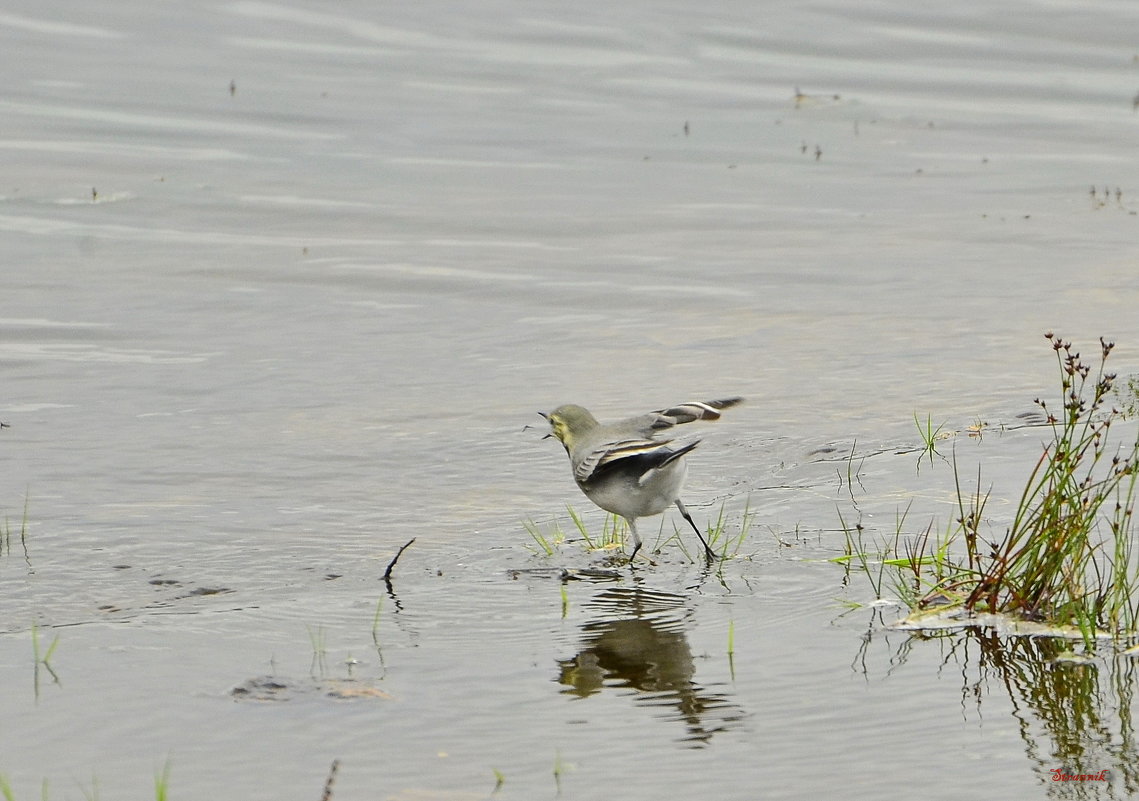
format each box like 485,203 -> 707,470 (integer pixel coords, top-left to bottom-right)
650,397 -> 743,429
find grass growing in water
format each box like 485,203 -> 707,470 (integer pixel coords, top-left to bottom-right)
914,412 -> 947,469
1116,373 -> 1139,419
153,760 -> 171,801
1,493 -> 30,560
552,750 -> 567,795
524,499 -> 753,566
0,766 -> 172,801
843,335 -> 1139,647
31,624 -> 60,700
727,618 -> 737,680
307,625 -> 328,677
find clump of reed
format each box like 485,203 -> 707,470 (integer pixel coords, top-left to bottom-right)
843,334 -> 1139,647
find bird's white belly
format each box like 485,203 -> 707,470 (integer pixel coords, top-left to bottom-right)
579,458 -> 688,520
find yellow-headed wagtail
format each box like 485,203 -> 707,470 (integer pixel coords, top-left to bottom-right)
541,398 -> 743,562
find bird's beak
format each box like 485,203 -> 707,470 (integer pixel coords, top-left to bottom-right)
537,411 -> 552,438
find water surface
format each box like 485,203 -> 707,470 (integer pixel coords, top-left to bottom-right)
2,0 -> 1139,798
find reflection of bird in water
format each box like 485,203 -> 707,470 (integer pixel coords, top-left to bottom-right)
556,587 -> 744,746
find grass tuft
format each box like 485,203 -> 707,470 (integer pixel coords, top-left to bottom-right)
526,500 -> 751,564
31,624 -> 61,700
1,492 -> 30,560
844,335 -> 1139,648
523,518 -> 565,556
914,412 -> 948,469
153,759 -> 171,801
307,625 -> 328,677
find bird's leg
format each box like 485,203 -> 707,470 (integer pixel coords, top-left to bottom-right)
676,500 -> 716,562
626,518 -> 642,563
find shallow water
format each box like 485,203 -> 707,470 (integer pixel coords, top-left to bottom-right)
3,0 -> 1139,798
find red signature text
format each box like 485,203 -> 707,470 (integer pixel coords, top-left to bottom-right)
1051,769 -> 1108,782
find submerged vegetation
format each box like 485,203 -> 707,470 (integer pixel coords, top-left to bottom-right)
842,334 -> 1139,648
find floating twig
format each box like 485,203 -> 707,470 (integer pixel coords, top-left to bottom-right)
383,538 -> 415,582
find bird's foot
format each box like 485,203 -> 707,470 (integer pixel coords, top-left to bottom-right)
627,543 -> 657,567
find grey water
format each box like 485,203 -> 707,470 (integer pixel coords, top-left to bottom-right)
3,0 -> 1139,798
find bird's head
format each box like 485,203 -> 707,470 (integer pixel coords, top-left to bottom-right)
539,404 -> 598,451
